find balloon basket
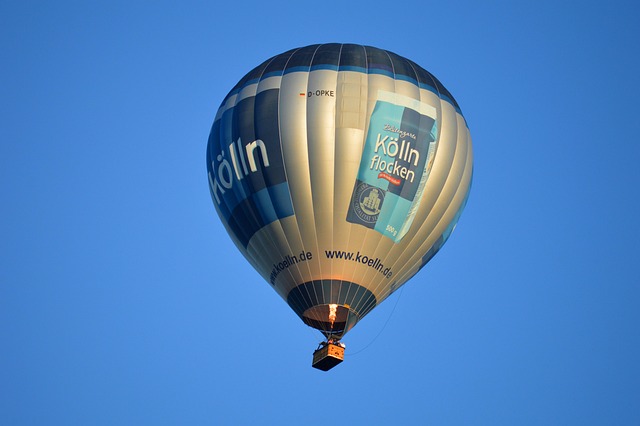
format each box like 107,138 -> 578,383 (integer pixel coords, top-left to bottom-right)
312,342 -> 345,371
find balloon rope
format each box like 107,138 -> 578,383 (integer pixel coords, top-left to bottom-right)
347,285 -> 405,356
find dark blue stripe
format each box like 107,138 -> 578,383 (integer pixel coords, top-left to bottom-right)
217,43 -> 463,117
337,65 -> 367,74
283,65 -> 312,75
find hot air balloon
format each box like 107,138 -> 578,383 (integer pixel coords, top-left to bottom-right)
206,43 -> 472,370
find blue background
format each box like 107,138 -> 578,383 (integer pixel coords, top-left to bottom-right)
2,1 -> 639,425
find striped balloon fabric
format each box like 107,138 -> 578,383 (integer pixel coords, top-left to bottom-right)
206,44 -> 472,340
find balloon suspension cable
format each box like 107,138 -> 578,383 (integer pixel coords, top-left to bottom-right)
348,285 -> 405,356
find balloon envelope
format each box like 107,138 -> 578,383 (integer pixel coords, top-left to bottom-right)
207,44 -> 472,339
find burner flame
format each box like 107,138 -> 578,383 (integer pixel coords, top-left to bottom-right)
329,304 -> 338,329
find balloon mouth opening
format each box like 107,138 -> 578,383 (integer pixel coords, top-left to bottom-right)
301,304 -> 358,339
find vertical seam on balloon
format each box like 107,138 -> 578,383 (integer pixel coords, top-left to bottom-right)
334,44 -> 352,310
309,44 -> 339,313
305,44 -> 328,333
349,46 -> 400,316
291,47 -> 323,314
329,44 -> 341,305
328,44 -> 355,338
333,43 -> 345,311
282,46 -> 323,323
340,43 -> 369,322
343,45 -> 372,293
275,47 -> 318,321
334,44 -> 364,333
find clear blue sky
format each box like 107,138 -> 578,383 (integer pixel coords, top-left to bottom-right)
2,1 -> 639,425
